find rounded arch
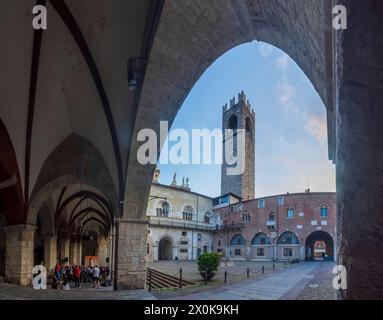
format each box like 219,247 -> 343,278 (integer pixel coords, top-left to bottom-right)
28,134 -> 118,225
277,231 -> 300,245
230,234 -> 246,246
158,234 -> 175,246
158,235 -> 174,261
251,232 -> 271,245
305,231 -> 334,261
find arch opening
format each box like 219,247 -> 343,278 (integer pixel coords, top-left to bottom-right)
158,236 -> 173,261
305,231 -> 334,261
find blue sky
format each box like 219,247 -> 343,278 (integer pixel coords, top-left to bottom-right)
157,41 -> 336,198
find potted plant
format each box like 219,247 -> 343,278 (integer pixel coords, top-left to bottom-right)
198,252 -> 220,281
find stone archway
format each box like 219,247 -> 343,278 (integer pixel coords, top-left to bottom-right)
158,237 -> 173,261
305,231 -> 334,261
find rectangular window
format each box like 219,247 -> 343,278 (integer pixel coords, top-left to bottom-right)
180,240 -> 188,245
182,231 -> 187,236
258,199 -> 265,209
287,209 -> 294,218
257,248 -> 265,256
146,243 -> 150,255
283,248 -> 293,257
197,234 -> 202,241
180,249 -> 188,253
311,220 -> 318,226
320,207 -> 329,218
234,249 -> 241,256
277,197 -> 284,206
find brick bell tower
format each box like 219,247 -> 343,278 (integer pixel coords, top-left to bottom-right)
221,91 -> 255,200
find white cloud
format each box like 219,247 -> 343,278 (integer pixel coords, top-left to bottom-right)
277,79 -> 298,113
276,54 -> 289,70
258,43 -> 273,57
304,113 -> 327,144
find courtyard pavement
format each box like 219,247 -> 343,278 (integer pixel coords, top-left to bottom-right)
0,262 -> 335,300
170,262 -> 331,300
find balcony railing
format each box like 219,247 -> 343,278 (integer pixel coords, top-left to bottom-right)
266,220 -> 277,227
148,216 -> 220,232
220,223 -> 245,231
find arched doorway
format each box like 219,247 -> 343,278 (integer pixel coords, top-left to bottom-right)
305,231 -> 334,261
82,230 -> 99,265
158,237 -> 173,261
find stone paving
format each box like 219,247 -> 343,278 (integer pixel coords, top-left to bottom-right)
0,262 -> 335,300
170,262 -> 325,300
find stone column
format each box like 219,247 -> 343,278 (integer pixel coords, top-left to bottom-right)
335,0 -> 383,299
76,242 -> 82,266
115,219 -> 147,290
69,242 -> 78,265
153,244 -> 158,261
44,236 -> 57,271
59,239 -> 70,264
4,225 -> 37,286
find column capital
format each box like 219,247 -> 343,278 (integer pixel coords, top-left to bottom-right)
3,224 -> 37,234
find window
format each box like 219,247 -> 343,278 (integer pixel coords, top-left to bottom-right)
258,199 -> 265,209
277,197 -> 284,206
320,207 -> 328,218
157,201 -> 170,217
283,248 -> 293,257
257,248 -> 265,256
182,231 -> 187,236
287,209 -> 294,218
180,249 -> 188,253
180,240 -> 188,245
197,234 -> 202,241
204,215 -> 210,224
228,115 -> 238,130
251,233 -> 271,245
218,240 -> 222,247
146,243 -> 150,255
148,229 -> 150,234
234,249 -> 241,256
246,117 -> 252,134
183,205 -> 194,221
230,234 -> 246,245
277,232 -> 300,245
243,212 -> 251,223
203,246 -> 208,253
269,212 -> 275,221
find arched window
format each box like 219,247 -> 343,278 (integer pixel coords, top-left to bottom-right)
230,234 -> 246,246
251,233 -> 271,245
183,205 -> 194,221
269,212 -> 275,221
228,115 -> 238,130
277,232 -> 300,245
157,201 -> 170,217
243,212 -> 251,223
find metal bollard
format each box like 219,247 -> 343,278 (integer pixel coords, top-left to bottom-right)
224,271 -> 227,284
262,266 -> 265,274
273,263 -> 276,271
204,267 -> 208,285
247,268 -> 250,278
179,268 -> 183,288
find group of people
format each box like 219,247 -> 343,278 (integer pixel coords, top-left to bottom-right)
51,263 -> 112,290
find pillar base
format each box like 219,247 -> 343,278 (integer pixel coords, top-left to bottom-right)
115,219 -> 148,290
4,225 -> 37,286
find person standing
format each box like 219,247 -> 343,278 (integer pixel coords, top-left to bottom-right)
92,265 -> 100,289
73,265 -> 81,289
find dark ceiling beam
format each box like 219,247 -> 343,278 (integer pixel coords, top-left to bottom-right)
49,0 -> 124,205
24,0 -> 46,212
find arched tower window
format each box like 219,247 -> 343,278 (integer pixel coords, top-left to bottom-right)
246,117 -> 252,134
228,115 -> 238,130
